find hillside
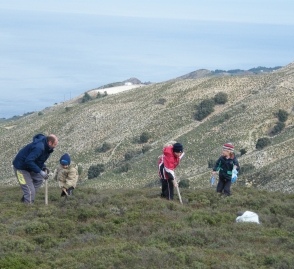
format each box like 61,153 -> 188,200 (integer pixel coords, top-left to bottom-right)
0,62 -> 294,193
0,186 -> 293,268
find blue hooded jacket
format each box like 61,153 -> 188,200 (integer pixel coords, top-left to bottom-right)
13,134 -> 54,173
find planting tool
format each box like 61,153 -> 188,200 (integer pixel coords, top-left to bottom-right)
175,180 -> 183,205
45,179 -> 48,205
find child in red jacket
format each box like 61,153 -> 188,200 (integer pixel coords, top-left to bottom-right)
158,143 -> 184,200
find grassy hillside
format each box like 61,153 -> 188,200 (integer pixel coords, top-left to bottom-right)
0,63 -> 294,193
0,185 -> 293,268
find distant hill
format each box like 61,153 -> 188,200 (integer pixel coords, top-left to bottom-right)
1,63 -> 293,194
173,69 -> 212,80
96,77 -> 142,90
172,66 -> 283,82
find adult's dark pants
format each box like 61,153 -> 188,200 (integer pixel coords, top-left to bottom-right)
14,167 -> 44,204
216,175 -> 232,196
161,178 -> 174,200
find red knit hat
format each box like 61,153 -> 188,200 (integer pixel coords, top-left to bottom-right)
223,143 -> 234,152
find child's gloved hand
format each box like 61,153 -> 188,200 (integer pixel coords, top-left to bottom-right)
231,169 -> 238,183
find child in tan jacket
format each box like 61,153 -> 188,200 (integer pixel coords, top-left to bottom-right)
53,153 -> 78,196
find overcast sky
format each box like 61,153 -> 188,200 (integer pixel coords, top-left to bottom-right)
1,0 -> 294,118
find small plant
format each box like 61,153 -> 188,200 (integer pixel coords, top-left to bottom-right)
25,221 -> 49,235
179,179 -> 190,188
140,132 -> 151,143
256,137 -> 271,150
125,150 -> 136,161
38,112 -> 43,116
207,159 -> 215,168
271,121 -> 285,135
277,109 -> 289,122
99,142 -> 112,153
240,148 -> 247,156
78,165 -> 83,176
65,107 -> 72,112
158,98 -> 167,105
142,144 -> 151,153
88,164 -> 105,179
239,163 -> 255,175
96,91 -> 107,98
96,92 -> 102,98
82,92 -> 92,103
120,163 -> 131,173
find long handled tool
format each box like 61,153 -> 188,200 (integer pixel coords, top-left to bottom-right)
43,168 -> 50,205
175,179 -> 183,205
176,186 -> 183,204
45,179 -> 48,205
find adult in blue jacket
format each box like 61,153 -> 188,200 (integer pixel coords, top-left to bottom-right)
13,133 -> 58,204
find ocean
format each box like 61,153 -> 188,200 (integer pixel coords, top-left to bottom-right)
1,9 -> 293,118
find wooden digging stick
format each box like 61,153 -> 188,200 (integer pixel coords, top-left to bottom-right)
45,179 -> 48,205
175,179 -> 183,205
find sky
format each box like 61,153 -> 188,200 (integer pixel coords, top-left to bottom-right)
1,0 -> 294,118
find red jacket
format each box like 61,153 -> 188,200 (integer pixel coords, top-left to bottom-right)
158,146 -> 184,180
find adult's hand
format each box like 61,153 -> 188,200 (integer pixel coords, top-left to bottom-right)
42,167 -> 50,174
40,170 -> 49,179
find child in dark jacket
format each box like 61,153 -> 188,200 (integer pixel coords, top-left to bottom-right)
212,143 -> 240,197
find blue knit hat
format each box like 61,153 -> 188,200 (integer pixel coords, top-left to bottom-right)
60,153 -> 71,165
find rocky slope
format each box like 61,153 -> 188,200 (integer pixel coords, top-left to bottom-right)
1,62 -> 294,193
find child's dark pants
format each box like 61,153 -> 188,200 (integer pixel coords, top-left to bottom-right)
217,175 -> 232,196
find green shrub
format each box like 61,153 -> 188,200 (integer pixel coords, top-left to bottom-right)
125,150 -> 136,160
277,109 -> 289,122
36,206 -> 55,217
140,132 -> 151,143
119,163 -> 132,173
77,207 -> 99,222
0,223 -> 8,235
142,144 -> 152,153
207,159 -> 215,168
65,107 -> 72,112
88,164 -> 105,179
239,163 -> 255,175
50,219 -> 76,237
25,221 -> 49,235
33,234 -> 58,249
38,112 -> 43,116
0,254 -> 38,269
82,92 -> 92,103
158,98 -> 167,105
240,148 -> 247,156
256,137 -> 271,150
194,99 -> 215,121
96,142 -> 112,153
179,179 -> 190,188
78,165 -> 83,176
1,236 -> 36,252
271,121 -> 285,135
214,92 -> 228,104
